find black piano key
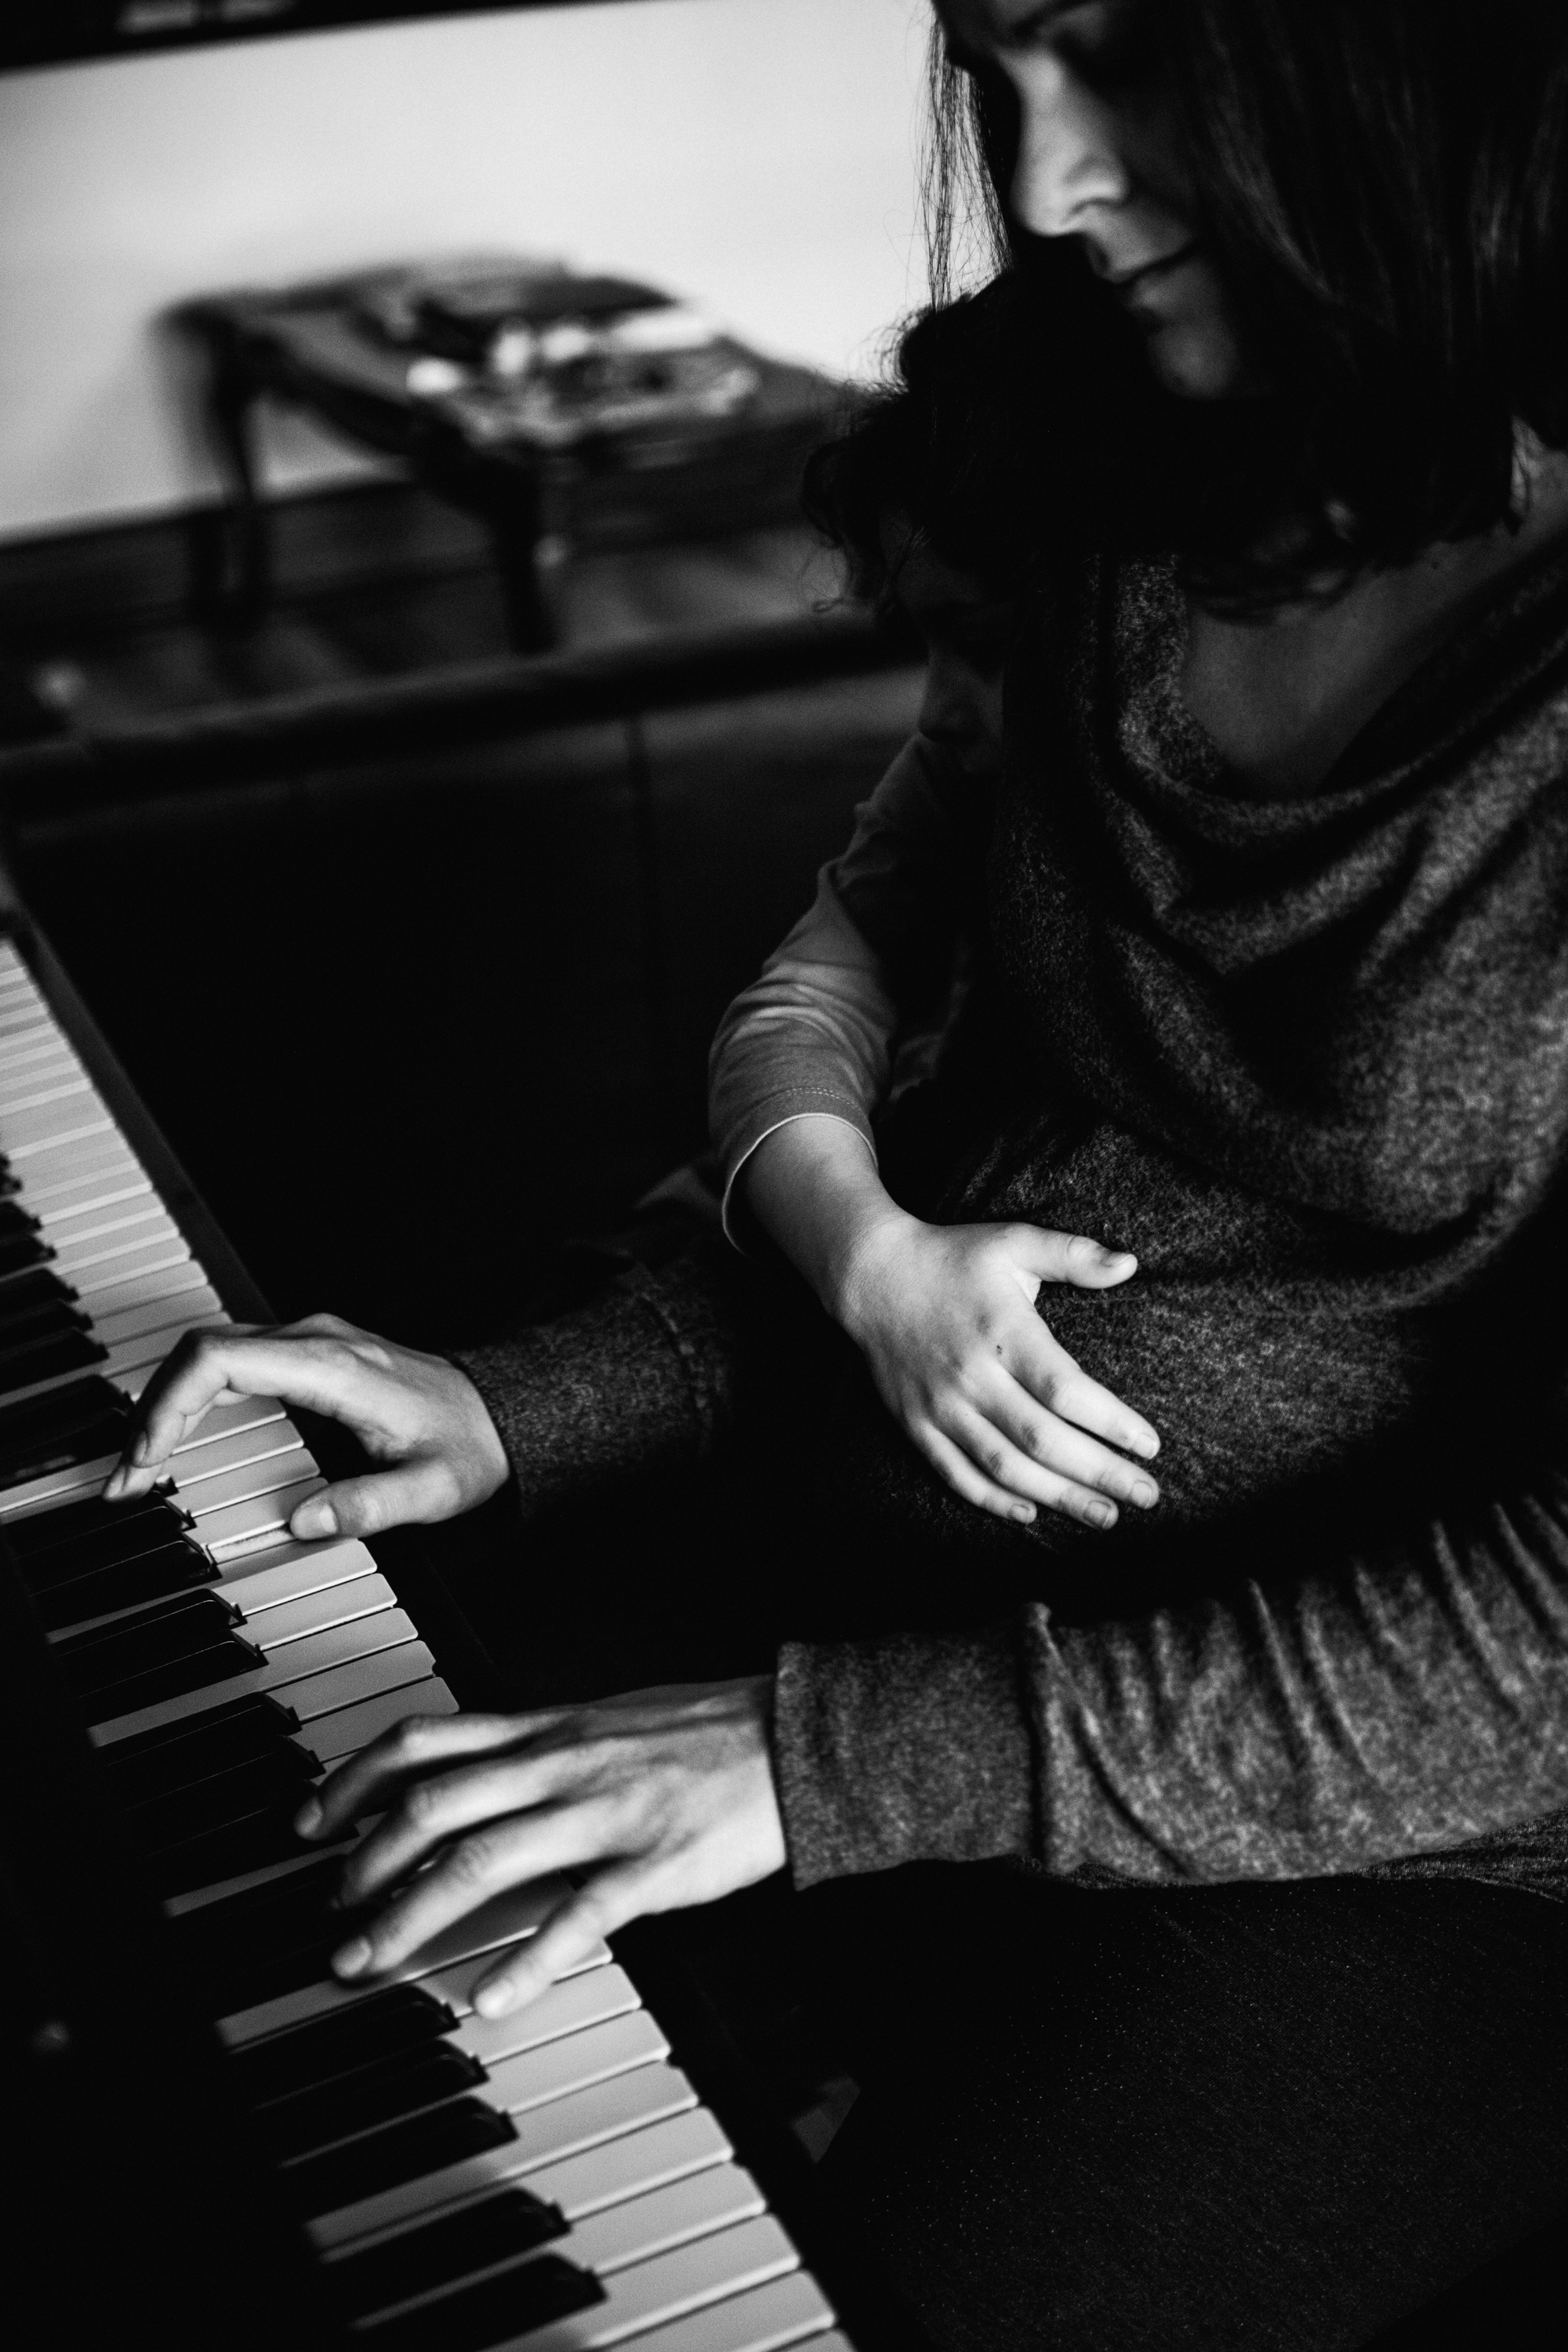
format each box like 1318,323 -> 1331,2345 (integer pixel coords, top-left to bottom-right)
0,1299 -> 89,1351
0,1201 -> 43,1245
348,2256 -> 604,2352
10,1489 -> 192,1570
108,1731 -> 314,1816
256,2042 -> 488,2162
31,1541 -> 219,1633
169,1851 -> 342,1950
169,1862 -> 356,2013
322,2190 -> 569,2322
0,1267 -> 74,1318
0,1165 -> 20,1198
53,1590 -> 243,1692
70,1632 -> 263,1724
145,1802 -> 351,1901
0,1327 -> 105,1392
127,1746 -> 321,1843
229,1987 -> 456,2110
279,2098 -> 518,2221
0,1375 -> 131,1487
99,1691 -> 299,1802
0,1231 -> 58,1282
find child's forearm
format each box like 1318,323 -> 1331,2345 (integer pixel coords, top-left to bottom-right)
742,1116 -> 913,1324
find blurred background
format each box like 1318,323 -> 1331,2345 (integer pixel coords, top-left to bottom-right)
0,0 -> 933,1342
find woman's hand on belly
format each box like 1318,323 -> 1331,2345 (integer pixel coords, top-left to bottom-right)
836,1214 -> 1163,1529
294,1679 -> 786,2014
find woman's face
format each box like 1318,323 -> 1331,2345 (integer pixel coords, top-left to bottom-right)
939,0 -> 1258,399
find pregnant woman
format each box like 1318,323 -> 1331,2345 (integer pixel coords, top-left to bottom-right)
112,3 -> 1568,2342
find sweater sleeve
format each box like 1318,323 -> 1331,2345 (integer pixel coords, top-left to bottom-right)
707,734 -> 982,1240
771,1445 -> 1568,1889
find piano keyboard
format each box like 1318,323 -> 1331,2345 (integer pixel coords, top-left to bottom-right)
0,935 -> 851,2352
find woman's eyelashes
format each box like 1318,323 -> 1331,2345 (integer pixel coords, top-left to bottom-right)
973,2 -> 1158,96
1051,5 -> 1162,97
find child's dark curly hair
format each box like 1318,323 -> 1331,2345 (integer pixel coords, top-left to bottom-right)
800,274 -> 1065,607
801,265 -> 1175,608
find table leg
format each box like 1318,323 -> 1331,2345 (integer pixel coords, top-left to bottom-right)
191,330 -> 271,624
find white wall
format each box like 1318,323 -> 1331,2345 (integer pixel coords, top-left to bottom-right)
0,0 -> 932,543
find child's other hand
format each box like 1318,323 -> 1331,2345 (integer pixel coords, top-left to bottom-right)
835,1214 -> 1160,1527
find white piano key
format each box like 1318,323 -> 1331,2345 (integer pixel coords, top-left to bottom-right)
0,1069 -> 93,1119
170,1423 -> 309,1490
61,1232 -> 191,1289
0,1403 -> 289,1522
100,1312 -> 228,1388
221,1880 -> 586,2046
25,1156 -> 148,1218
276,1633 -> 437,1722
570,2165 -> 768,2279
309,2063 -> 702,2251
527,2111 -> 733,2227
455,1964 -> 641,2069
33,1197 -> 169,1250
0,1042 -> 80,1089
321,2161 -> 764,2320
291,1676 -> 459,1764
427,1936 -> 614,2020
0,1451 -> 118,1516
0,1089 -> 111,1153
504,2216 -> 800,2352
63,1247 -> 195,1312
242,1573 -> 394,1650
172,1396 -> 291,1450
612,2273 -> 836,2352
183,1528 -> 339,1580
93,1279 -> 222,1348
56,1223 -> 191,1279
481,2011 -> 669,2120
218,1536 -> 381,1613
89,1613 -> 426,1743
178,1443 -> 317,1515
195,1474 -> 327,1555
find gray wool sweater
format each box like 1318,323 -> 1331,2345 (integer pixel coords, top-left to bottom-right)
462,543 -> 1568,1904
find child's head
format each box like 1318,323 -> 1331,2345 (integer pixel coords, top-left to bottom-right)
803,277 -> 1048,779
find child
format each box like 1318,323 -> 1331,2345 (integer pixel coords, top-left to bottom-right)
710,289 -> 1163,1534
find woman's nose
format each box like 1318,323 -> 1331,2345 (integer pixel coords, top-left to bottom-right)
1010,64 -> 1131,237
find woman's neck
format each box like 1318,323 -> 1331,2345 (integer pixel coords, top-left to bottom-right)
1180,445 -> 1568,800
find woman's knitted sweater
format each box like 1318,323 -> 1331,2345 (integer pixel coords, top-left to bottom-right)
463,544 -> 1568,1902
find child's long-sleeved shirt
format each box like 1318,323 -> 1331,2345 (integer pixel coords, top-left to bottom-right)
708,732 -> 996,1239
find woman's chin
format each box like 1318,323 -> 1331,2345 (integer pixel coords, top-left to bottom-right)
1142,315 -> 1261,402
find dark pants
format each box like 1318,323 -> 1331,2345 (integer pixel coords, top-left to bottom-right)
808,1860 -> 1568,2350
445,1237 -> 1568,2350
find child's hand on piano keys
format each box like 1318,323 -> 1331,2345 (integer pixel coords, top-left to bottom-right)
104,1312 -> 510,1537
295,1679 -> 787,2013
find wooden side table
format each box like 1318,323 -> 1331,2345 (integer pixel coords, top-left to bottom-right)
175,274 -> 847,652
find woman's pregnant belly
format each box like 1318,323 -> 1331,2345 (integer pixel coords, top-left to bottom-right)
829,1105 -> 1534,1605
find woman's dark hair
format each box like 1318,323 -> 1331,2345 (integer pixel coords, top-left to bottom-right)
924,0 -> 1568,602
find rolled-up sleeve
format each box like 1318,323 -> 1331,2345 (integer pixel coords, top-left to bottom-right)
708,734 -> 985,1242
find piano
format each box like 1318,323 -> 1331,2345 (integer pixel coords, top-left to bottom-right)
0,880 -> 884,2352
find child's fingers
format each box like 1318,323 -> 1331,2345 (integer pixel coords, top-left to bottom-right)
982,1369 -> 1160,1513
938,1401 -> 1123,1530
1000,1225 -> 1138,1290
1009,1324 -> 1160,1461
914,1422 -> 1040,1526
